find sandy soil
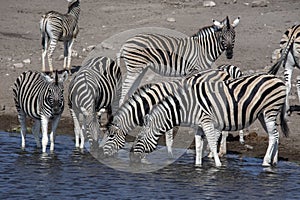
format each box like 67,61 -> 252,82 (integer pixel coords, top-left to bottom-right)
1,0 -> 300,163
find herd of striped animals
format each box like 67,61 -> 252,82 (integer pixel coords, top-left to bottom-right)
12,0 -> 300,167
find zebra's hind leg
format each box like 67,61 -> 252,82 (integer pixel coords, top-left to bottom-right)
32,120 -> 41,149
259,115 -> 279,167
17,111 -> 27,150
297,75 -> 300,106
64,39 -> 74,74
284,63 -> 294,115
71,110 -> 81,148
219,131 -> 227,157
165,128 -> 174,158
41,36 -> 48,72
47,38 -> 58,74
202,123 -> 221,167
194,128 -> 206,166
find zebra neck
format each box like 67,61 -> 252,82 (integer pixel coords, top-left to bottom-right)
68,0 -> 80,20
193,27 -> 224,64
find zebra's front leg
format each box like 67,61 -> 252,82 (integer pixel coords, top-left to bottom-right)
47,39 -> 58,74
165,129 -> 174,158
219,131 -> 227,157
297,75 -> 300,107
202,123 -> 222,167
17,111 -> 27,150
41,115 -> 49,153
49,115 -> 61,152
32,120 -> 41,149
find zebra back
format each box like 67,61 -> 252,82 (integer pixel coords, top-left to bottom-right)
13,71 -> 68,120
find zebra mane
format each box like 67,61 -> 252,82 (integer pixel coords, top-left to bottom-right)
191,25 -> 215,37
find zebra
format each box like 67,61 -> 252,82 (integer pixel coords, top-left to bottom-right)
68,56 -> 122,149
130,74 -> 289,167
40,0 -> 80,74
118,16 -> 240,105
101,64 -> 242,157
13,70 -> 68,153
268,24 -> 300,115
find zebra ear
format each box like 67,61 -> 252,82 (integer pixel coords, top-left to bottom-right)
231,17 -> 240,28
212,19 -> 224,30
41,73 -> 53,82
59,71 -> 69,82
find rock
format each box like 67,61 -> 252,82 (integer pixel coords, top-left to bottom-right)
251,0 -> 268,7
271,48 -> 281,63
101,42 -> 114,50
13,63 -> 24,68
166,17 -> 176,22
22,58 -> 31,64
71,50 -> 79,58
86,45 -> 96,52
58,55 -> 64,61
203,1 -> 216,7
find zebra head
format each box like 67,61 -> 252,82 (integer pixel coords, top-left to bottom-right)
213,16 -> 240,59
102,124 -> 126,157
44,71 -> 68,116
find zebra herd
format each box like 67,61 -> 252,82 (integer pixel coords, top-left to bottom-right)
12,0 -> 300,168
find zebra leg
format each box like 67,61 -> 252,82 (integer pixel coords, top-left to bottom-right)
47,38 -> 58,74
17,111 -> 27,150
165,128 -> 174,158
66,38 -> 74,74
49,115 -> 61,152
239,130 -> 245,144
219,131 -> 227,157
41,115 -> 49,153
202,123 -> 222,167
119,67 -> 148,105
70,109 -> 81,148
259,115 -> 279,167
297,76 -> 300,106
32,120 -> 41,149
284,63 -> 294,115
195,127 -> 205,166
41,36 -> 48,72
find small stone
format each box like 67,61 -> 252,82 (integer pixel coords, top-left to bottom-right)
167,17 -> 176,22
22,58 -> 31,64
58,55 -> 64,61
13,63 -> 24,68
245,144 -> 254,150
71,50 -> 79,58
87,45 -> 96,52
101,42 -> 114,50
251,0 -> 268,7
203,1 -> 216,7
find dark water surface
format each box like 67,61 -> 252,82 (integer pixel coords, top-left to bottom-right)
1,132 -> 300,199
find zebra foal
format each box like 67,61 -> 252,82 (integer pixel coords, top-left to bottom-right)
40,0 -> 80,74
269,24 -> 300,114
130,74 -> 289,167
101,65 -> 242,157
119,16 -> 240,104
13,70 -> 68,153
68,56 -> 122,149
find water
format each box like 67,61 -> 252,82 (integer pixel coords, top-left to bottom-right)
1,132 -> 300,199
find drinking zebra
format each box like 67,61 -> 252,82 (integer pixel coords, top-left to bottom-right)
40,0 -> 80,74
118,16 -> 240,104
68,56 -> 122,149
130,74 -> 289,167
13,70 -> 68,153
101,65 -> 242,157
268,24 -> 300,114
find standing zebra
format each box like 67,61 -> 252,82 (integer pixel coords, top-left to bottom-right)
268,24 -> 300,115
130,74 -> 289,167
101,65 -> 242,157
13,70 -> 68,153
118,16 -> 240,104
68,56 -> 122,149
40,0 -> 80,74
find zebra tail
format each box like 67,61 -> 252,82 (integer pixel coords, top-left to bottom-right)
280,100 -> 290,137
268,33 -> 295,75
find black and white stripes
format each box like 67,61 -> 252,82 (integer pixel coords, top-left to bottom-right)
68,56 -> 122,149
119,16 -> 240,104
40,0 -> 80,73
13,70 -> 68,153
130,74 -> 289,167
